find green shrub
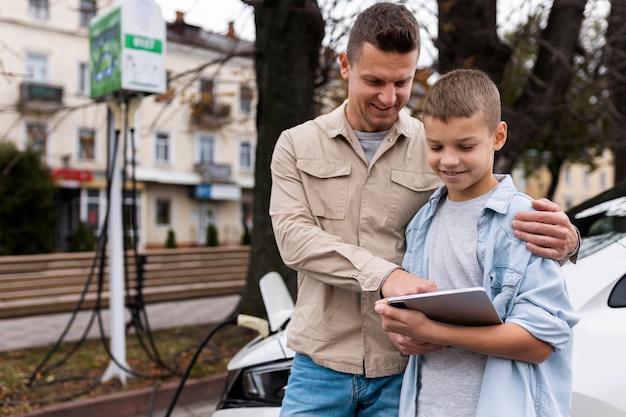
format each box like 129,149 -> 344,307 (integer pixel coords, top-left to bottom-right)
68,221 -> 96,252
165,228 -> 177,248
205,224 -> 218,247
241,223 -> 251,245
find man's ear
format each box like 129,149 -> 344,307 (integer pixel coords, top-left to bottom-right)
339,52 -> 350,80
493,121 -> 507,151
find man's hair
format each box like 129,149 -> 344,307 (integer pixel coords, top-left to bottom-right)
346,2 -> 420,63
423,69 -> 502,131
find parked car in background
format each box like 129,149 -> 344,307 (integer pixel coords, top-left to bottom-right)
564,181 -> 626,417
212,182 -> 626,417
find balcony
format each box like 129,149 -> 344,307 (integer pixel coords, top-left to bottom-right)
194,162 -> 233,183
18,81 -> 64,113
190,100 -> 231,128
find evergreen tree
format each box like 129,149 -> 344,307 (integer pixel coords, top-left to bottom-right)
0,142 -> 56,255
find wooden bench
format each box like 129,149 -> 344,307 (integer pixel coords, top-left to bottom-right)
0,246 -> 249,319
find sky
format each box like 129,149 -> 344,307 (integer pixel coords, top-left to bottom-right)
153,0 -> 256,41
151,0 -> 610,68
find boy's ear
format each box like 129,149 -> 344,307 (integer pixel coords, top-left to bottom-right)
493,121 -> 507,151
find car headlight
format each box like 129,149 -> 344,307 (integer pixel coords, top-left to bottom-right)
242,360 -> 292,405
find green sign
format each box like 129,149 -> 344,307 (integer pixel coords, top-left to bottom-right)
89,0 -> 166,100
89,6 -> 122,99
125,34 -> 163,53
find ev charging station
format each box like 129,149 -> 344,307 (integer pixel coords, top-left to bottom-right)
89,0 -> 166,384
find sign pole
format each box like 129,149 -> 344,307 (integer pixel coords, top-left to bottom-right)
102,101 -> 131,384
89,0 -> 166,385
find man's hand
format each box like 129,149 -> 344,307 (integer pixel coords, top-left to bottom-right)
380,268 -> 437,299
511,198 -> 579,262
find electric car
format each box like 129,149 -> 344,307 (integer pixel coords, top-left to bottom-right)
563,181 -> 626,416
213,182 -> 626,416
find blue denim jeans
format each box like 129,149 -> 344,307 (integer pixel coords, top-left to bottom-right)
279,353 -> 403,417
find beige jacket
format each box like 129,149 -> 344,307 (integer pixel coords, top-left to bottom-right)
269,102 -> 440,377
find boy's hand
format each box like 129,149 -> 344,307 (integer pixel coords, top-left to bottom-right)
375,299 -> 445,355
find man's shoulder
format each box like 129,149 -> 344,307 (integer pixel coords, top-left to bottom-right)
284,105 -> 343,136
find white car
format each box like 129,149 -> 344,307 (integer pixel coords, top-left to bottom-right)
212,183 -> 626,417
564,182 -> 626,416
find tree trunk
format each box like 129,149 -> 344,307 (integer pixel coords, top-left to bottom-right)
498,0 -> 587,174
237,0 -> 324,318
436,0 -> 511,85
435,0 -> 588,176
607,0 -> 626,184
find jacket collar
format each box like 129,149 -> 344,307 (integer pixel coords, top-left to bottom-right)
324,100 -> 415,141
427,174 -> 517,215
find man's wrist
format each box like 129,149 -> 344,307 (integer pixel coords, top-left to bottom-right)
379,267 -> 402,298
560,226 -> 581,265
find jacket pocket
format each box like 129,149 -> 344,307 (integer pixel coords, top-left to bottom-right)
489,267 -> 523,318
297,159 -> 351,220
386,170 -> 439,229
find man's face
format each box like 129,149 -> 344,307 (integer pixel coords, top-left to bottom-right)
340,43 -> 418,132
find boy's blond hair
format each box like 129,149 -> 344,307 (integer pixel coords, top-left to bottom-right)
423,69 -> 501,131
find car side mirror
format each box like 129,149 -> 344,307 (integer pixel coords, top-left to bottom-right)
608,275 -> 626,308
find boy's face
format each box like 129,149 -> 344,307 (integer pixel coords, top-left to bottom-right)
339,43 -> 418,132
424,112 -> 507,202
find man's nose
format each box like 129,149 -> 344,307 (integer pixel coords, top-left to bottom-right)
379,83 -> 396,106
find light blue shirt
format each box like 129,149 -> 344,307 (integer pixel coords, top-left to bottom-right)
399,175 -> 580,417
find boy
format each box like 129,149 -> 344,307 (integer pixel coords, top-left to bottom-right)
375,69 -> 579,417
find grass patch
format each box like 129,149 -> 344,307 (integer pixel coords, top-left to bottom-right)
0,322 -> 257,416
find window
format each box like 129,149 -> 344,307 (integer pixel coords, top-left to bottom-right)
123,190 -> 141,245
156,199 -> 171,225
85,189 -> 101,230
200,78 -> 215,105
29,0 -> 49,19
78,127 -> 95,160
564,167 -> 571,186
78,62 -> 90,95
155,131 -> 170,163
198,134 -> 215,163
26,122 -> 47,154
26,52 -> 48,82
240,85 -> 253,114
79,0 -> 96,27
239,140 -> 255,170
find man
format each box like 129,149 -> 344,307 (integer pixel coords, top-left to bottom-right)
269,3 -> 579,416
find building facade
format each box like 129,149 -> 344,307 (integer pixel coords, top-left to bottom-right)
0,1 -> 257,250
513,149 -> 614,211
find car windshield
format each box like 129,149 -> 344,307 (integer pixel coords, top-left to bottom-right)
566,182 -> 626,259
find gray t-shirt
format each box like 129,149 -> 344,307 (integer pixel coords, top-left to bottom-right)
354,130 -> 388,163
417,191 -> 493,417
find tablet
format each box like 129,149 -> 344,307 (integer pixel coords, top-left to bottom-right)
386,287 -> 503,326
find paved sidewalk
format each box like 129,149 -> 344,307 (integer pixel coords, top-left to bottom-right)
134,398 -> 219,417
0,295 -> 241,352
